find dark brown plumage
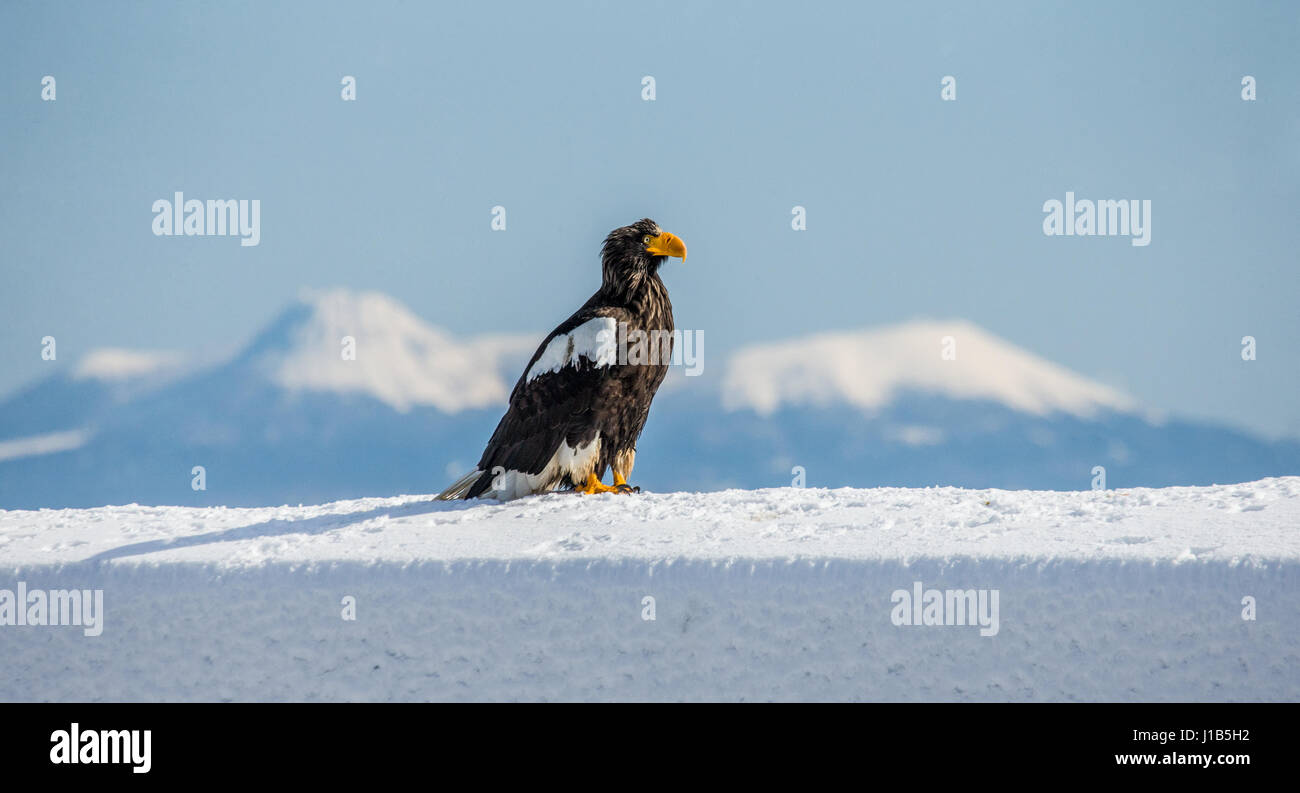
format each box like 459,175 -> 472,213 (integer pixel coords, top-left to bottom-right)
437,218 -> 686,500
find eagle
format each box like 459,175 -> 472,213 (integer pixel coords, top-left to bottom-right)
437,218 -> 687,501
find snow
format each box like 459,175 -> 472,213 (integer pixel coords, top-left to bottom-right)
5,478 -> 1297,567
525,316 -> 619,383
1,478 -> 1296,701
268,289 -> 536,412
722,320 -> 1138,417
51,298 -> 1141,424
93,291 -> 1142,421
71,348 -> 185,382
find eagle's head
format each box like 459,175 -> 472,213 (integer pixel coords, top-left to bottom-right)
601,218 -> 687,293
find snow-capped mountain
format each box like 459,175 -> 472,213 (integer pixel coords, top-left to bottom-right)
0,290 -> 1296,509
0,290 -> 533,460
721,320 -> 1136,418
244,289 -> 536,413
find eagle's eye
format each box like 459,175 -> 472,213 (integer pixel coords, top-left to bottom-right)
642,234 -> 651,245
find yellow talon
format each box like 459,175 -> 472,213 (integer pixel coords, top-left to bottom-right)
578,472 -> 640,495
579,472 -> 620,495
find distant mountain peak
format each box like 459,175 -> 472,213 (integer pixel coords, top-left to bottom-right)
240,288 -> 537,413
72,348 -> 186,383
721,319 -> 1137,418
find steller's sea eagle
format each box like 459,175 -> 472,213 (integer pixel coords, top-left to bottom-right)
437,218 -> 687,501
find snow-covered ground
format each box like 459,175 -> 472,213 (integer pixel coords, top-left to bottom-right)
2,479 -> 1298,701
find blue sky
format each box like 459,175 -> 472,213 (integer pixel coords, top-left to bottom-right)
2,0 -> 1297,437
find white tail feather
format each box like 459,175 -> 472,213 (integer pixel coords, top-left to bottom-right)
435,469 -> 482,500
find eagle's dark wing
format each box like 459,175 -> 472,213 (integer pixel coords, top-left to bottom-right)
444,295 -> 635,499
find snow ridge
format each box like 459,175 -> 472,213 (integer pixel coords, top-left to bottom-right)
2,479 -> 1296,702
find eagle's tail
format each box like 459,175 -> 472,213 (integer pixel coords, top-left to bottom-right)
435,469 -> 482,500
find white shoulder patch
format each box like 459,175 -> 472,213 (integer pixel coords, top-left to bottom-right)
525,316 -> 619,383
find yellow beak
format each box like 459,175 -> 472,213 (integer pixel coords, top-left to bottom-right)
646,231 -> 687,260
